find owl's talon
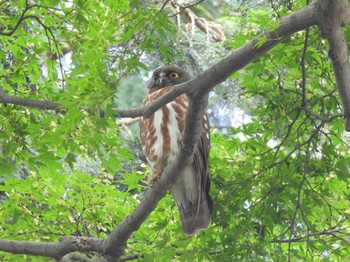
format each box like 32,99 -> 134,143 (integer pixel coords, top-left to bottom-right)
148,172 -> 161,185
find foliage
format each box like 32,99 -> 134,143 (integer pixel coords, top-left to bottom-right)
0,0 -> 350,261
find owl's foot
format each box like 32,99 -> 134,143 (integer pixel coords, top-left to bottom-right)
148,172 -> 161,185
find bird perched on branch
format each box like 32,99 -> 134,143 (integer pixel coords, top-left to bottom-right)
139,66 -> 213,235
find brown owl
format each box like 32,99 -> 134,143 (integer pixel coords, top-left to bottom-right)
139,66 -> 213,235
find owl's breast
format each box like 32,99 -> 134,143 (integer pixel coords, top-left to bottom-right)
139,89 -> 188,173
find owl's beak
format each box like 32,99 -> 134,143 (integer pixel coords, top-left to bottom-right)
155,78 -> 163,86
155,72 -> 167,87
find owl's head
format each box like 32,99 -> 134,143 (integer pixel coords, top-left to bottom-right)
147,66 -> 191,93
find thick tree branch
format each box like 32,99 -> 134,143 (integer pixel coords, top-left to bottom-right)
316,0 -> 350,131
0,237 -> 103,260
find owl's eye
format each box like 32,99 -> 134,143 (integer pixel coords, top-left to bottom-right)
152,75 -> 159,81
169,72 -> 180,78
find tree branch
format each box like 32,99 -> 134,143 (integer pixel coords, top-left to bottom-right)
169,0 -> 226,42
317,0 -> 350,131
0,2 -> 30,36
0,237 -> 103,260
0,87 -> 61,111
271,225 -> 350,243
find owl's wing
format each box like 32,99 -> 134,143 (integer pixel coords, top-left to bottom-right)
172,114 -> 213,235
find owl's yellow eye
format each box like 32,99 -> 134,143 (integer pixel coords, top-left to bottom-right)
169,72 -> 180,78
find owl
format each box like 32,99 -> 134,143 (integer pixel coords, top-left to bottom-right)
139,66 -> 213,235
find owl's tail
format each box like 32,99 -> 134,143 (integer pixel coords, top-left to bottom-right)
171,166 -> 213,235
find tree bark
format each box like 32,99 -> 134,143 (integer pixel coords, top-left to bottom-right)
317,0 -> 350,131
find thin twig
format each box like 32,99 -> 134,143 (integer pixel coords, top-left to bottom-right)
168,0 -> 206,16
